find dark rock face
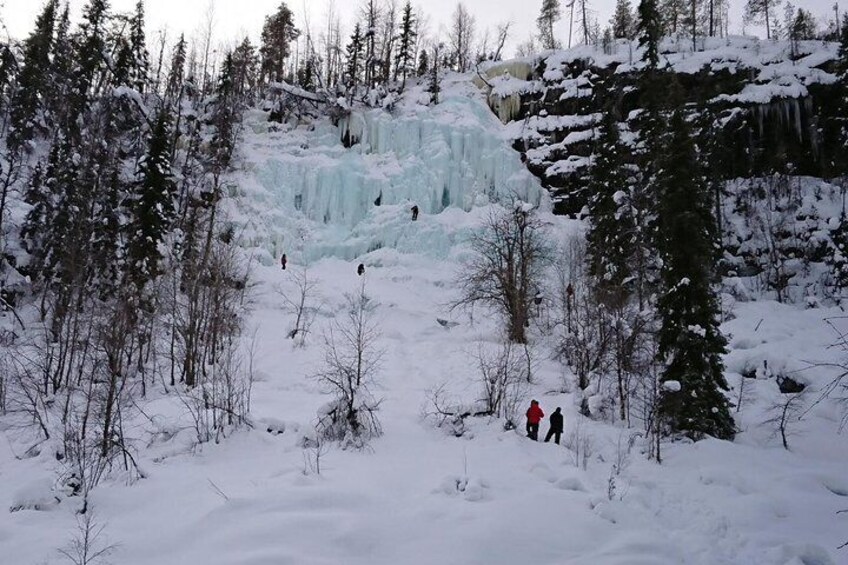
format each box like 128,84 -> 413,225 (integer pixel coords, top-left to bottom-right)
777,375 -> 807,393
483,40 -> 842,216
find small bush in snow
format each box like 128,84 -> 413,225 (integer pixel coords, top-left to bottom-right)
314,282 -> 383,447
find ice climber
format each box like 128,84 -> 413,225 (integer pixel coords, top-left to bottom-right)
357,263 -> 365,276
544,407 -> 563,445
526,400 -> 544,441
411,205 -> 419,221
281,253 -> 287,270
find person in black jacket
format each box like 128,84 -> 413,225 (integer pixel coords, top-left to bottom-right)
544,407 -> 564,444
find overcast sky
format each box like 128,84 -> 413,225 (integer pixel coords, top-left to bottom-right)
1,0 -> 840,58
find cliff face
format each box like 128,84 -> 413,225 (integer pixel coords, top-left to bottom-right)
480,37 -> 842,216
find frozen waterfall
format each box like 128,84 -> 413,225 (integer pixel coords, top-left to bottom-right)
235,87 -> 546,264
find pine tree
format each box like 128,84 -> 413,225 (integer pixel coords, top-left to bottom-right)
660,0 -> 687,35
537,0 -> 562,50
586,108 -> 634,305
655,106 -> 735,441
788,8 -> 817,41
260,2 -> 300,84
394,1 -> 417,84
611,0 -> 635,39
125,111 -> 176,295
7,0 -> 57,152
745,0 -> 782,39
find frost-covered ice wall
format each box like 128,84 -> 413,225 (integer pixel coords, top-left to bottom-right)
233,86 -> 545,263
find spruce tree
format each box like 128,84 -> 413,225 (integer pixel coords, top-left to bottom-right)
125,111 -> 176,296
655,106 -> 735,441
231,38 -> 259,104
45,2 -> 73,129
428,45 -> 441,105
7,0 -> 57,152
74,0 -> 110,97
346,23 -> 365,90
165,34 -> 187,104
537,0 -> 562,50
586,107 -> 634,306
394,2 -> 417,84
209,53 -> 240,176
638,0 -> 663,68
417,49 -> 429,77
128,0 -> 149,92
21,139 -> 78,287
631,0 -> 665,309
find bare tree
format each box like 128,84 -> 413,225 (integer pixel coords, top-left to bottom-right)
314,282 -> 383,447
492,22 -> 512,61
58,512 -> 117,565
449,2 -> 476,72
763,391 -> 806,450
276,267 -> 320,346
475,341 -> 529,427
552,236 -> 613,398
452,204 -> 551,344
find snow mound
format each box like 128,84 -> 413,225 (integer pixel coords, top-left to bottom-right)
9,478 -> 60,513
434,475 -> 490,502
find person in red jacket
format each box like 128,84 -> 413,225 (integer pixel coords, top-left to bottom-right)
526,400 -> 544,441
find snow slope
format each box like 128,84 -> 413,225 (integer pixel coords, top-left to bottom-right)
1,71 -> 847,565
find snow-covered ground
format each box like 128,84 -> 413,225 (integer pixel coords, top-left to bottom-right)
2,69 -> 847,565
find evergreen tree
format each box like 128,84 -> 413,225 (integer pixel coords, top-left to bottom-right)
586,107 -> 634,305
209,52 -> 240,176
660,0 -> 687,35
260,2 -> 300,84
21,139 -> 78,287
745,0 -> 781,39
537,0 -> 562,50
655,106 -> 735,441
128,0 -> 149,92
165,34 -> 187,104
125,111 -> 176,295
7,0 -> 57,152
45,2 -> 73,129
788,8 -> 817,41
394,1 -> 417,83
346,23 -> 365,90
611,0 -> 635,39
428,45 -> 441,104
417,48 -> 429,77
75,0 -> 110,91
231,38 -> 259,104
638,0 -> 663,68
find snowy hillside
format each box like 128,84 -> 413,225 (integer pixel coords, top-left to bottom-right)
3,61 -> 848,565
